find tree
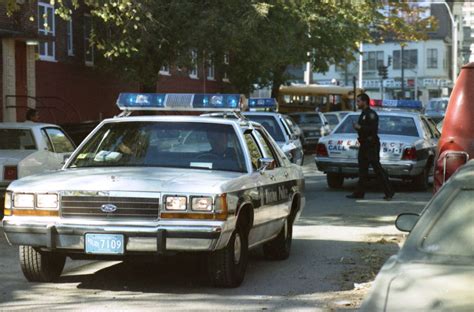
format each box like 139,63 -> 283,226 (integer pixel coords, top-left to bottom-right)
3,0 -> 437,95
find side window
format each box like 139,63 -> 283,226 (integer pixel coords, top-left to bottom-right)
41,131 -> 54,152
253,129 -> 280,167
44,128 -> 75,153
244,133 -> 263,170
420,119 -> 434,139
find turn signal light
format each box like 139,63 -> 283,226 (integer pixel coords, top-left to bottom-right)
402,147 -> 417,161
4,166 -> 18,180
316,143 -> 329,157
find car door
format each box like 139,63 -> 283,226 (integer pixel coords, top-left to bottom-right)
42,127 -> 76,170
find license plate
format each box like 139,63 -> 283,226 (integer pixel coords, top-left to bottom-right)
85,233 -> 124,255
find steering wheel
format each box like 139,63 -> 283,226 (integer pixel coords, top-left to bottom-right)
196,152 -> 220,160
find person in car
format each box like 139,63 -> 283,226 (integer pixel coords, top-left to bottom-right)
347,93 -> 394,201
25,108 -> 40,122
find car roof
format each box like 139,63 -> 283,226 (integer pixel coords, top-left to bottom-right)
0,122 -> 59,129
346,111 -> 422,118
243,111 -> 283,117
451,160 -> 474,187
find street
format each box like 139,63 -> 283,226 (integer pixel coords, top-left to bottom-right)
0,158 -> 433,311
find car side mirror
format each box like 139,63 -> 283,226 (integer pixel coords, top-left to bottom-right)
257,157 -> 275,173
395,213 -> 420,232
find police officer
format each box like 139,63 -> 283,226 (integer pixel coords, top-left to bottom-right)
347,93 -> 394,200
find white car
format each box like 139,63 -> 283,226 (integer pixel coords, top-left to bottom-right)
0,122 -> 76,217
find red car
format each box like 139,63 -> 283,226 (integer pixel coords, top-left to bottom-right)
433,62 -> 474,192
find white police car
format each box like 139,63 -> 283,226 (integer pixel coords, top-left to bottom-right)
244,98 -> 304,166
2,93 -> 305,288
315,101 -> 440,190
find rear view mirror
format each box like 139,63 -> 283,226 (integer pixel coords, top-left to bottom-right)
395,213 -> 420,232
257,157 -> 275,173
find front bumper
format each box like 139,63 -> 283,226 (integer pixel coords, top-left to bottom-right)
315,157 -> 423,178
2,218 -> 230,254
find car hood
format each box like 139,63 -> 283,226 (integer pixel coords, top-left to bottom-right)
7,167 -> 244,194
0,150 -> 37,165
299,125 -> 321,131
361,260 -> 474,311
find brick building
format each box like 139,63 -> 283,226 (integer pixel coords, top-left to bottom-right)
1,1 -> 232,124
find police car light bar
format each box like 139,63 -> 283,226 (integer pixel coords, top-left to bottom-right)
370,99 -> 422,110
248,98 -> 277,110
116,93 -> 243,111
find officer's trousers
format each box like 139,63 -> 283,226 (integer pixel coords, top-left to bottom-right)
354,142 -> 393,197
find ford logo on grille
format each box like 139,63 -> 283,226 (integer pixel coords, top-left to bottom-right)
100,204 -> 118,213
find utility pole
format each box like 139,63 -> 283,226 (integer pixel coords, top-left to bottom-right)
400,45 -> 405,99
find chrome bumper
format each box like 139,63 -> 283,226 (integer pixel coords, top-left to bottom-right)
315,158 -> 423,177
2,218 -> 231,254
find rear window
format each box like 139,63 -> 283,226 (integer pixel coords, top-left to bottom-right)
0,129 -> 37,150
290,114 -> 322,125
335,115 -> 419,137
426,99 -> 448,111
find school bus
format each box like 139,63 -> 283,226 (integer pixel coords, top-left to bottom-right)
277,84 -> 364,113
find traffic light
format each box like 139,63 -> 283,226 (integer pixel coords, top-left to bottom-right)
378,66 -> 388,80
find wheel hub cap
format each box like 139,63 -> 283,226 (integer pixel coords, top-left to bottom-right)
234,233 -> 241,263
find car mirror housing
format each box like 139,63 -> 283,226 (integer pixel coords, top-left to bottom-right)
257,157 -> 275,173
395,213 -> 420,232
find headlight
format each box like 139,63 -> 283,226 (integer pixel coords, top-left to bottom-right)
165,196 -> 187,211
191,196 -> 213,211
37,194 -> 58,210
4,192 -> 12,209
13,193 -> 35,209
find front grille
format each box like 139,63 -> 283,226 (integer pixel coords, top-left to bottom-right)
61,196 -> 159,220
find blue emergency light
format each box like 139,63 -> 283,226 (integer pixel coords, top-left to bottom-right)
248,98 -> 277,109
380,99 -> 422,110
116,93 -> 242,111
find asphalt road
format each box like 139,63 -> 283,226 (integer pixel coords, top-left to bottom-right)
0,158 -> 433,311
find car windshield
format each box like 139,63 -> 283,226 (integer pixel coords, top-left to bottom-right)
421,189 -> 474,257
426,100 -> 448,111
243,115 -> 285,142
68,121 -> 246,172
290,114 -> 322,125
0,129 -> 37,150
334,115 -> 419,137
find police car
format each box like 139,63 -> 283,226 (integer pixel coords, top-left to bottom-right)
1,122 -> 76,218
244,98 -> 304,166
2,93 -> 305,288
315,101 -> 440,190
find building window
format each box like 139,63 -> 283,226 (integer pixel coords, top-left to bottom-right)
363,51 -> 383,71
207,58 -> 215,80
189,49 -> 198,78
223,52 -> 230,81
427,48 -> 437,69
38,2 -> 55,61
393,49 -> 418,69
159,63 -> 170,75
84,14 -> 94,66
66,20 -> 74,56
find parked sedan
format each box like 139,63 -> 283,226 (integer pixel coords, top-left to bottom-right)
315,111 -> 440,190
289,112 -> 331,152
360,160 -> 474,311
0,122 -> 76,218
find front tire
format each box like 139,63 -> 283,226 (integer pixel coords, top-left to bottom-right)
19,246 -> 66,282
207,224 -> 248,288
263,217 -> 293,260
327,173 -> 344,188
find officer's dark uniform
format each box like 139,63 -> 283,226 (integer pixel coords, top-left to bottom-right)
352,107 -> 394,198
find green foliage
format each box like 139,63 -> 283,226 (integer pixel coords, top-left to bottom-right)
3,0 -> 437,94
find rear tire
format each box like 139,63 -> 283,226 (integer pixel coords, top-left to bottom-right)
207,224 -> 248,288
412,166 -> 429,191
19,246 -> 66,282
327,173 -> 344,188
263,217 -> 293,260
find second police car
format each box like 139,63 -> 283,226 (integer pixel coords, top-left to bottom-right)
2,93 -> 305,288
244,98 -> 304,166
315,100 -> 440,190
